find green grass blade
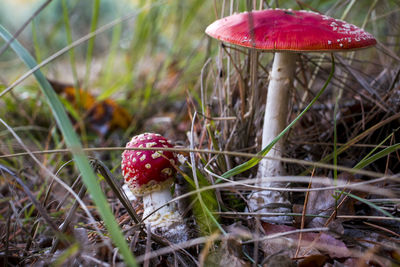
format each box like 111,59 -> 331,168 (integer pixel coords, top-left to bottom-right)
300,113 -> 400,176
333,85 -> 342,205
0,25 -> 137,267
53,242 -> 80,266
181,0 -> 203,32
61,0 -> 80,95
353,143 -> 400,170
31,19 -> 41,62
99,16 -> 122,92
221,54 -> 335,179
184,167 -> 223,235
355,132 -> 394,167
333,93 -> 340,184
83,0 -> 101,90
336,191 -> 395,219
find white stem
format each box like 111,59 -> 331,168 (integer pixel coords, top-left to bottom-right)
142,187 -> 189,242
248,52 -> 296,224
260,52 -> 296,176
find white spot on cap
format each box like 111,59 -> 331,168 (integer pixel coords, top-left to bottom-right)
241,36 -> 249,43
145,163 -> 151,169
151,152 -> 161,159
140,155 -> 146,161
146,142 -> 157,148
328,40 -> 332,45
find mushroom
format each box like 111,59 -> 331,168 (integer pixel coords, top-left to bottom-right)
205,9 -> 376,223
121,133 -> 188,242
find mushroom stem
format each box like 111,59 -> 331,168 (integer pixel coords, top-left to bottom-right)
142,187 -> 189,242
248,52 -> 296,224
142,187 -> 175,226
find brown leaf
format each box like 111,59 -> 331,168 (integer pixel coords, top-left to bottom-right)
298,254 -> 328,267
262,253 -> 296,267
48,79 -> 132,136
305,173 -> 364,229
262,222 -> 351,259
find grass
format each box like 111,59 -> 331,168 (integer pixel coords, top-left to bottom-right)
0,25 -> 136,266
0,0 -> 399,266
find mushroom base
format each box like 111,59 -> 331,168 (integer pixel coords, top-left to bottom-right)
142,188 -> 189,242
247,189 -> 292,224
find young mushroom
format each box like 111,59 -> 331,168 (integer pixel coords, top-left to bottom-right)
121,133 -> 188,242
206,9 -> 376,223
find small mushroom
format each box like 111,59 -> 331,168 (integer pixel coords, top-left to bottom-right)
206,9 -> 376,223
121,133 -> 188,242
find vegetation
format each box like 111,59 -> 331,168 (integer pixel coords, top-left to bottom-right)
0,0 -> 399,266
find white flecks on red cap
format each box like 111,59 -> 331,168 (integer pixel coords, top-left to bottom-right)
121,133 -> 179,195
205,9 -> 376,52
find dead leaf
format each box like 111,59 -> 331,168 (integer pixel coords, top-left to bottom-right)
298,254 -> 328,267
262,253 -> 296,267
305,173 -> 365,229
262,222 -> 351,259
48,79 -> 132,136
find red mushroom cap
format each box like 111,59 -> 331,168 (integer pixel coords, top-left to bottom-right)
205,9 -> 376,52
121,133 -> 178,196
